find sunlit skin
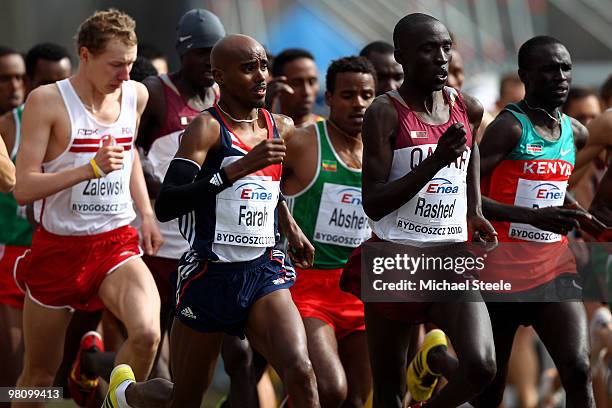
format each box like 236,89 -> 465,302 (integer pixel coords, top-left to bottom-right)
0,54 -> 25,114
76,39 -> 136,99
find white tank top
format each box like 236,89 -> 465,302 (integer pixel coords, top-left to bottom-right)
34,79 -> 137,235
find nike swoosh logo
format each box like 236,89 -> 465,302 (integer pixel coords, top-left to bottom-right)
560,148 -> 572,156
179,35 -> 192,42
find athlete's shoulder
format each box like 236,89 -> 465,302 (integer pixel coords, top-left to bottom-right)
457,90 -> 484,125
365,94 -> 397,122
142,75 -> 164,103
271,113 -> 294,140
131,80 -> 149,114
480,109 -> 522,147
25,84 -> 63,115
586,110 -> 612,144
568,116 -> 588,148
287,120 -> 317,149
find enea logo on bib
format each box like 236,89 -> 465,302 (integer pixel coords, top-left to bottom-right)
236,182 -> 274,201
338,187 -> 362,205
425,178 -> 459,194
532,183 -> 564,200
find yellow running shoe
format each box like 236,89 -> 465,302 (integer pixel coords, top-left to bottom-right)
407,329 -> 447,402
101,364 -> 135,408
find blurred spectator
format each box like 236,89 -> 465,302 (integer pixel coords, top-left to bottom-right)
138,43 -> 168,75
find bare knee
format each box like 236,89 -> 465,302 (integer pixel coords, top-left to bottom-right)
316,372 -> 347,408
130,326 -> 161,356
463,351 -> 497,394
558,355 -> 591,390
281,355 -> 316,389
222,338 -> 253,377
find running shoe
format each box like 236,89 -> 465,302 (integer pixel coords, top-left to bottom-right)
407,329 -> 447,402
101,364 -> 135,408
69,330 -> 104,406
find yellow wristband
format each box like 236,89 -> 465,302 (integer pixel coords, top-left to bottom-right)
89,159 -> 102,178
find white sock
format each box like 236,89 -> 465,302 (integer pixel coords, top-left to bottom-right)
116,379 -> 135,408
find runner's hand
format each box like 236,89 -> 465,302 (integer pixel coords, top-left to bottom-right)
468,213 -> 498,249
237,139 -> 286,175
91,145 -> 124,177
528,206 -> 587,235
431,122 -> 467,167
141,213 -> 164,256
265,76 -> 294,110
285,222 -> 315,269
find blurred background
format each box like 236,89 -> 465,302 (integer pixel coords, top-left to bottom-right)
1,0 -> 611,111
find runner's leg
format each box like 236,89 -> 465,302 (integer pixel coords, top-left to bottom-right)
98,257 -> 161,380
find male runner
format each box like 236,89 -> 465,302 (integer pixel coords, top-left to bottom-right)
360,41 -> 404,96
265,48 -> 323,127
135,6 -> 225,378
284,56 -> 375,407
0,47 -> 24,116
0,42 -> 72,400
13,10 -> 163,408
474,36 -> 594,407
341,13 -> 498,408
101,34 -> 319,408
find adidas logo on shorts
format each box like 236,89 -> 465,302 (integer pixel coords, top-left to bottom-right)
181,306 -> 197,319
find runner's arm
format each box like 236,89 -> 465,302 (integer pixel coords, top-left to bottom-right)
131,82 -> 164,255
362,97 -> 463,221
570,114 -> 608,187
0,135 -> 15,192
14,86 -> 98,204
155,113 -> 286,222
136,76 -> 165,198
480,113 -> 584,232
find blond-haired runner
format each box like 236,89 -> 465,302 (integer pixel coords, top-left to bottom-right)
13,9 -> 163,407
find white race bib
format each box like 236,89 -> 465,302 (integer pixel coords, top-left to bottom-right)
394,173 -> 467,241
313,183 -> 371,248
508,178 -> 567,242
70,157 -> 132,215
214,179 -> 279,247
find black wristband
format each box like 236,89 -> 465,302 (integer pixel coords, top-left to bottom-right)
209,167 -> 233,191
278,192 -> 287,203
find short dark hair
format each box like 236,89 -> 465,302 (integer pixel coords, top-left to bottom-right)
130,56 -> 157,83
360,41 -> 394,58
25,43 -> 71,76
393,13 -> 440,49
563,87 -> 598,111
326,56 -> 376,93
518,36 -> 563,70
0,46 -> 20,59
271,48 -> 314,77
600,74 -> 612,103
138,43 -> 165,60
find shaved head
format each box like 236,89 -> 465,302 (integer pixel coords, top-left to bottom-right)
211,34 -> 269,108
211,34 -> 265,71
393,13 -> 442,50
